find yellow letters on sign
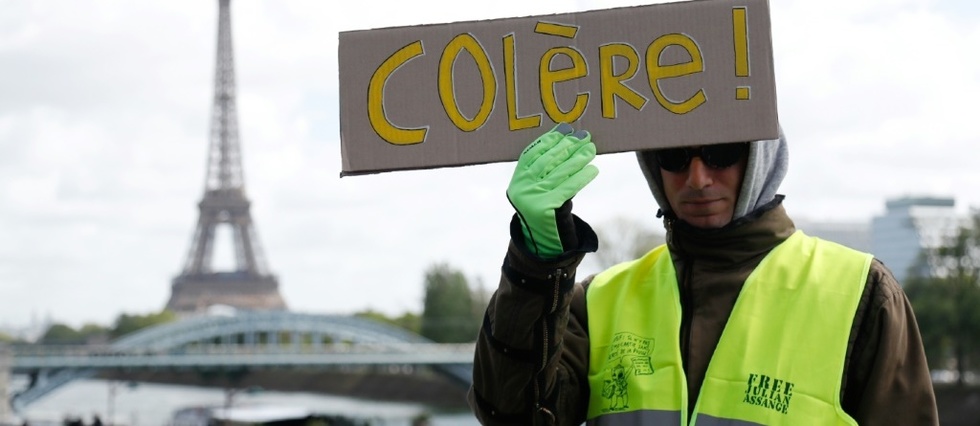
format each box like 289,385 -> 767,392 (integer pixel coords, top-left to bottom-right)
368,40 -> 427,145
599,43 -> 648,119
363,9 -> 746,148
646,34 -> 707,115
439,33 -> 497,132
540,46 -> 589,124
503,34 -> 542,131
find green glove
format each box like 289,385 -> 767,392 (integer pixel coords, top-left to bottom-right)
507,123 -> 599,258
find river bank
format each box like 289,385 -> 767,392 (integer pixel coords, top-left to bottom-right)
99,367 -> 470,412
17,375 -> 978,424
15,378 -> 478,426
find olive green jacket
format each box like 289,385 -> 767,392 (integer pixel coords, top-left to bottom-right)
468,200 -> 939,425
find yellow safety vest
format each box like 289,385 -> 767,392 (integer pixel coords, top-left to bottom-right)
585,231 -> 872,425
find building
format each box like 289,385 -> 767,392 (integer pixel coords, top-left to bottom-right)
166,0 -> 286,315
871,196 -> 961,284
794,219 -> 871,252
796,196 -> 965,285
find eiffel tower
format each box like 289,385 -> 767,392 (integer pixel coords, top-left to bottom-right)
166,0 -> 286,314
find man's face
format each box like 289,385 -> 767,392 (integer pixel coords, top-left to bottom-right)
658,145 -> 747,229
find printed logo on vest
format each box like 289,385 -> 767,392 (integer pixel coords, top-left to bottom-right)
742,373 -> 794,415
600,332 -> 655,412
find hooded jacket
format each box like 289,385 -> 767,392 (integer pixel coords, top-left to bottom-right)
469,133 -> 939,425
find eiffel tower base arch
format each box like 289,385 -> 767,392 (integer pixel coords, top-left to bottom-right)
166,273 -> 286,314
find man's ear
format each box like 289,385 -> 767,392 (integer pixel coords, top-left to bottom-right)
635,150 -> 672,215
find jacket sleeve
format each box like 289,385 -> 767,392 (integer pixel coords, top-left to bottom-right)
842,259 -> 940,425
468,214 -> 596,426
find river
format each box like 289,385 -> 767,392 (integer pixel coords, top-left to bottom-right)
14,378 -> 479,426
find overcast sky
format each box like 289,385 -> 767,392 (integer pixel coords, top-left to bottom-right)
1,0 -> 978,330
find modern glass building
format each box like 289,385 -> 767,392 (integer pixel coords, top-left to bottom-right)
795,219 -> 871,252
870,196 -> 961,284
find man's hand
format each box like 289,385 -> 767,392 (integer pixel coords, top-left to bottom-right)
507,123 -> 599,258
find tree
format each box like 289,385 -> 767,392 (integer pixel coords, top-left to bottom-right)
906,209 -> 980,387
39,323 -> 108,344
470,277 -> 492,326
110,310 -> 177,339
393,312 -> 422,335
37,312 -> 175,345
355,309 -> 422,334
39,323 -> 82,344
0,332 -> 24,344
420,263 -> 481,343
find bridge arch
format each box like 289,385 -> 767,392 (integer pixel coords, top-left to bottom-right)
112,311 -> 431,349
12,311 -> 472,411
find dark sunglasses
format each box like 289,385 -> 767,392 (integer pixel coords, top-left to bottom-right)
655,142 -> 749,173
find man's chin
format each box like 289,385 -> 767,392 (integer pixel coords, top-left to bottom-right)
678,212 -> 732,229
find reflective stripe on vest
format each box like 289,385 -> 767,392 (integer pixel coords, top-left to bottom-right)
587,411 -> 759,426
586,231 -> 872,425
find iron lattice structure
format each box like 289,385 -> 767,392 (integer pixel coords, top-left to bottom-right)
9,311 -> 472,410
166,0 -> 286,313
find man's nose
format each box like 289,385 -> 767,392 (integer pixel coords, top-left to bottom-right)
686,157 -> 713,189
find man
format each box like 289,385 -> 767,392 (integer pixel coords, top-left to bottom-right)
468,124 -> 939,425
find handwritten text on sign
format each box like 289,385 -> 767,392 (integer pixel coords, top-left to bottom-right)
339,0 -> 777,175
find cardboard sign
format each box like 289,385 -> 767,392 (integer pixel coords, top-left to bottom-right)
339,0 -> 778,176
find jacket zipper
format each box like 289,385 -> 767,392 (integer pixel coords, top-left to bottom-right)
533,267 -> 564,418
679,258 -> 693,375
667,216 -> 694,397
678,256 -> 696,424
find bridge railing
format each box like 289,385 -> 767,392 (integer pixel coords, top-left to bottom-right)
9,342 -> 477,360
7,312 -> 477,410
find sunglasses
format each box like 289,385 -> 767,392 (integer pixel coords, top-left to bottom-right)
655,142 -> 749,173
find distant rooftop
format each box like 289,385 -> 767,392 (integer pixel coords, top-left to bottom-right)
885,196 -> 955,209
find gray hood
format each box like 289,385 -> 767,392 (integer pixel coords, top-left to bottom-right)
636,128 -> 789,222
